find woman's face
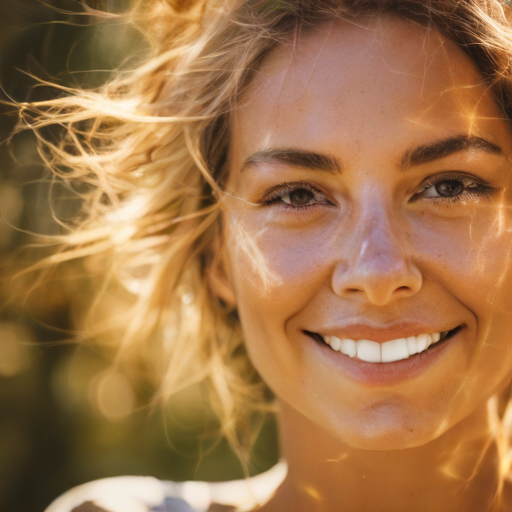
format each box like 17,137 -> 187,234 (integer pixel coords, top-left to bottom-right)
221,16 -> 512,450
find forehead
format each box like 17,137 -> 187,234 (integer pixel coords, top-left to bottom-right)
231,15 -> 507,169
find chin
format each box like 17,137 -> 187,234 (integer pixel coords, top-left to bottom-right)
342,431 -> 432,451
327,405 -> 442,451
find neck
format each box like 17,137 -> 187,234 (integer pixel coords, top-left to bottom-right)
264,399 -> 502,512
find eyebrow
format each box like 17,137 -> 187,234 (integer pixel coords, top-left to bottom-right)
241,148 -> 342,174
240,135 -> 503,175
399,135 -> 503,171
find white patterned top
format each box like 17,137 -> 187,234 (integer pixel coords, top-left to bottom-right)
44,462 -> 287,512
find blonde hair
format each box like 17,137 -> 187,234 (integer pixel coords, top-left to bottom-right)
15,0 -> 512,462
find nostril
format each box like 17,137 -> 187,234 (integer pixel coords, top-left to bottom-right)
331,252 -> 423,305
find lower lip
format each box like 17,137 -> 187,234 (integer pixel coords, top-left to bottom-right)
307,330 -> 460,386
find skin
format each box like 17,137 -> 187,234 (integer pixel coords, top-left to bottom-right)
214,16 -> 512,512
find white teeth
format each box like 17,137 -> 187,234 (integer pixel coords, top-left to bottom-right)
381,338 -> 408,363
406,336 -> 418,356
330,336 -> 358,358
357,339 -> 381,363
321,331 -> 448,363
340,338 -> 357,358
330,336 -> 341,351
416,333 -> 431,353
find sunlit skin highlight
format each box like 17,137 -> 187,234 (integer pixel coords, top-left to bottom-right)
212,16 -> 512,512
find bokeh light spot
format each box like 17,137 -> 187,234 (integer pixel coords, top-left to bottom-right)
92,370 -> 136,422
0,322 -> 33,377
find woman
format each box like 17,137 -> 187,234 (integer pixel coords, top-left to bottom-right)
36,0 -> 512,510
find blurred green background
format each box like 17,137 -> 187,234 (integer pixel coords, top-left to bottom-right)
0,2 -> 278,511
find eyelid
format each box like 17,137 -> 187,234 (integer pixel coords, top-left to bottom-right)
261,181 -> 334,206
419,171 -> 487,187
412,171 -> 494,200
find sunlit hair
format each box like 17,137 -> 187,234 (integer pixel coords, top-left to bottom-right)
16,0 -> 512,465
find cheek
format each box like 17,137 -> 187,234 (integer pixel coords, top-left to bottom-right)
413,211 -> 512,375
223,214 -> 336,392
225,214 -> 334,314
413,209 -> 512,308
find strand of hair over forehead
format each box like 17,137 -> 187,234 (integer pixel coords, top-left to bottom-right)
14,0 -> 512,472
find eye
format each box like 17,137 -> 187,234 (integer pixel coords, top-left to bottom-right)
415,173 -> 494,201
283,188 -> 317,206
263,182 -> 333,208
424,179 -> 464,198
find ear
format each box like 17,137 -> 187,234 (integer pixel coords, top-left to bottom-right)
207,232 -> 237,309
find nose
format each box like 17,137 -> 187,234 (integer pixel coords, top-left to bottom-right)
332,206 -> 422,306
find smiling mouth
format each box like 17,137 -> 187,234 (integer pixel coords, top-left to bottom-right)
305,326 -> 462,363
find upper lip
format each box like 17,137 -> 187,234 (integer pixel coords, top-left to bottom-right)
312,322 -> 461,343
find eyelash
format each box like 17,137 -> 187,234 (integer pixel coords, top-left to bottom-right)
261,181 -> 333,210
260,173 -> 495,213
413,172 -> 495,202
